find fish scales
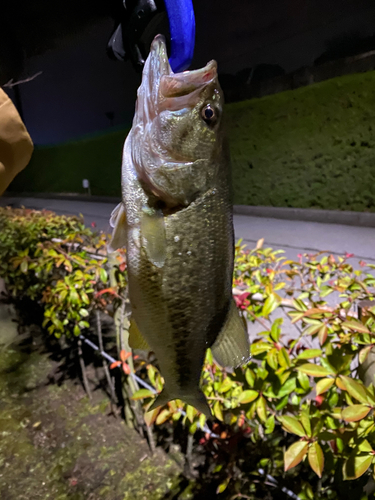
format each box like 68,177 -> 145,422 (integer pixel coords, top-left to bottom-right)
110,35 -> 250,416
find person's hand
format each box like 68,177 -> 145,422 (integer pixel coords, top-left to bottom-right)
0,88 -> 33,195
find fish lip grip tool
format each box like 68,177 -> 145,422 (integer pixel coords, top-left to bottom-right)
107,0 -> 195,73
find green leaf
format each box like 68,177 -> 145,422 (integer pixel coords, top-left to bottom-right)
339,376 -> 371,404
297,349 -> 322,360
216,477 -> 230,494
300,407 -> 311,437
131,389 -> 155,400
73,324 -> 80,336
303,324 -> 324,336
359,439 -> 373,453
270,320 -> 281,342
266,348 -> 279,370
262,293 -> 280,316
297,370 -> 311,391
359,346 -> 373,365
70,290 -> 79,303
20,260 -> 28,273
186,405 -> 196,423
278,415 -> 307,437
318,325 -> 328,345
238,390 -> 259,404
341,405 -> 371,422
278,347 -> 291,368
256,396 -> 267,422
79,308 -> 89,317
218,378 -> 234,394
144,407 -> 160,426
251,341 -> 273,356
343,452 -> 373,480
341,320 -> 370,334
199,413 -> 206,429
316,378 -> 335,395
308,442 -> 324,478
100,268 -> 108,283
284,440 -> 309,471
213,401 -> 223,421
292,299 -> 308,312
277,377 -> 297,398
297,363 -> 331,377
245,368 -> 255,387
156,409 -> 171,425
265,415 -> 275,434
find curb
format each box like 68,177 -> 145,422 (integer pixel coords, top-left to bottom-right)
233,205 -> 375,228
3,193 -> 375,228
4,192 -> 121,204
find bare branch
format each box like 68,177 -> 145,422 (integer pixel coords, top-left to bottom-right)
3,71 -> 43,88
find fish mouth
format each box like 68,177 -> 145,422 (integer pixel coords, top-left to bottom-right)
130,35 -> 219,207
149,35 -> 217,110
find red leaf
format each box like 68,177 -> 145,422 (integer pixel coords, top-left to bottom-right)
110,361 -> 121,370
119,262 -> 126,272
234,292 -> 250,310
120,350 -> 131,362
122,362 -> 131,375
315,395 -> 324,407
96,287 -> 119,297
238,413 -> 245,428
91,222 -> 96,228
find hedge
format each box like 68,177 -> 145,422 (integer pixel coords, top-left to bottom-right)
1,207 -> 375,499
8,71 -> 375,212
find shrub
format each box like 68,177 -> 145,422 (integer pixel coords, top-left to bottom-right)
1,207 -> 375,499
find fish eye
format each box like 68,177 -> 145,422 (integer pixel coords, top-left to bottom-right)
201,104 -> 218,126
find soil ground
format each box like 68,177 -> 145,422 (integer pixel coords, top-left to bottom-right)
0,293 -> 184,500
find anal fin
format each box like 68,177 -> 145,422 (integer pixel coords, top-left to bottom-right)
211,299 -> 251,369
129,318 -> 150,351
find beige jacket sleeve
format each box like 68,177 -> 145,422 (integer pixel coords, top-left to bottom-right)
0,88 -> 34,195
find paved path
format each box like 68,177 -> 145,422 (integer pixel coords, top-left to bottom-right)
2,196 -> 374,265
2,196 -> 373,345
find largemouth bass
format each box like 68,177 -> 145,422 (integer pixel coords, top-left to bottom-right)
110,35 -> 250,416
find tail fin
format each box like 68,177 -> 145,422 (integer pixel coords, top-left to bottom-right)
148,388 -> 213,419
184,392 -> 213,419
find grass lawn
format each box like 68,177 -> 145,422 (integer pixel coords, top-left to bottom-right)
10,70 -> 375,211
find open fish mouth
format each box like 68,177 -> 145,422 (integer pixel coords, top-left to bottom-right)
146,35 -> 217,111
130,35 -> 221,207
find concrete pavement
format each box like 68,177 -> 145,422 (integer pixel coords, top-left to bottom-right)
1,196 -> 374,265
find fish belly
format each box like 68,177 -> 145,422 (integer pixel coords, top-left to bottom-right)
123,155 -> 234,397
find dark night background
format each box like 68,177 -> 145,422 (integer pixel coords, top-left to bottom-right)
2,0 -> 375,145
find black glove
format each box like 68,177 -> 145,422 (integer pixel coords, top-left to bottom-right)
107,0 -> 170,72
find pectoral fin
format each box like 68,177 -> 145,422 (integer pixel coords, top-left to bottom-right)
211,300 -> 251,369
108,203 -> 127,252
140,207 -> 166,268
129,318 -> 150,351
